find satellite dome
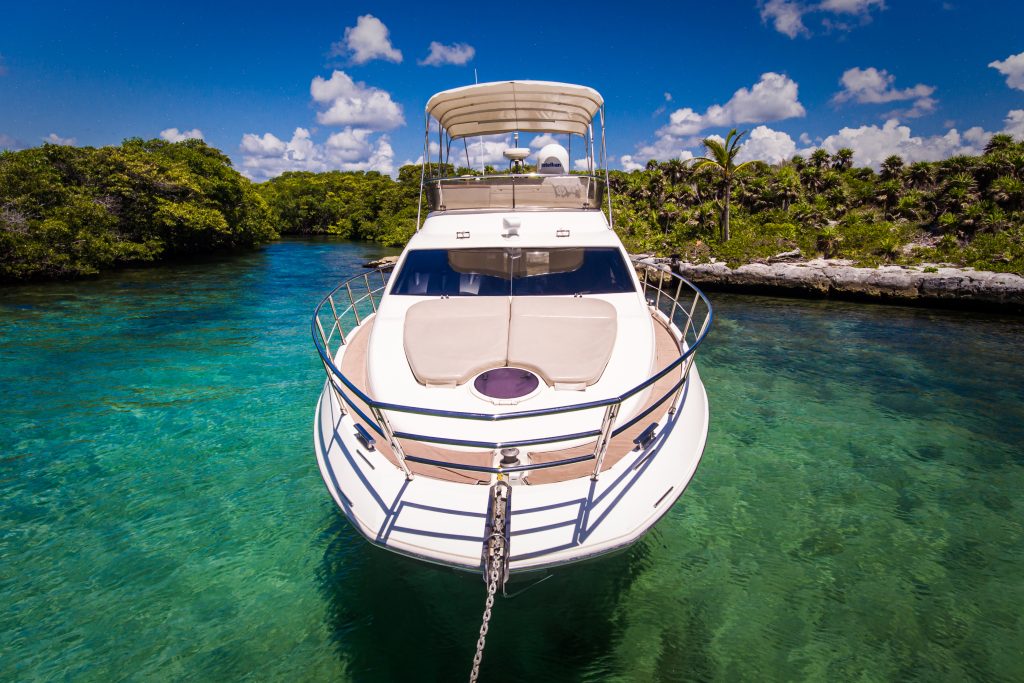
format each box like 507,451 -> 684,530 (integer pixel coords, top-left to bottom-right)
536,144 -> 569,174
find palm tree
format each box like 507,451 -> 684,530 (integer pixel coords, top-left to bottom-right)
907,162 -> 934,190
984,133 -> 1016,156
663,158 -> 689,186
832,148 -> 855,172
880,154 -> 905,182
691,129 -> 752,241
809,148 -> 831,170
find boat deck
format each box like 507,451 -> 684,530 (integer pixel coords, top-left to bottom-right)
336,310 -> 681,485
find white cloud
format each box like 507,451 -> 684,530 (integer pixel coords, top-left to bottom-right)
529,134 -> 560,149
310,70 -> 404,130
760,0 -> 808,38
818,0 -> 884,13
811,118 -> 987,168
464,135 -> 512,168
618,156 -> 644,172
324,127 -> 374,162
1003,110 -> 1024,138
332,14 -> 402,64
760,0 -> 884,38
620,137 -> 695,171
159,127 -> 204,142
238,127 -> 395,181
735,125 -> 798,164
44,133 -> 75,145
573,158 -> 595,171
832,67 -> 936,118
419,41 -> 475,66
623,74 -> 804,171
989,51 -> 1024,91
798,132 -> 812,144
0,133 -> 21,150
660,72 -> 805,136
240,132 -> 288,157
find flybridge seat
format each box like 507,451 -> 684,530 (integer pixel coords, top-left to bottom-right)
403,297 -> 617,390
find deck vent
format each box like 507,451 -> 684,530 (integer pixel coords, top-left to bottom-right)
456,231 -> 470,239
556,229 -> 570,237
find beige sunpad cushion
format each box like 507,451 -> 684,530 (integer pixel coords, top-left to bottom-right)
404,298 -> 510,386
508,297 -> 617,388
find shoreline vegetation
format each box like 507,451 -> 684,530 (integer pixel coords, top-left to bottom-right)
2,135 -> 1022,309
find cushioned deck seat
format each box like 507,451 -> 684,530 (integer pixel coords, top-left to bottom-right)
507,297 -> 617,389
404,298 -> 510,386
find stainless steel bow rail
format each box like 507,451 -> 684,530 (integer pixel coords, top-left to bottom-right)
311,258 -> 713,482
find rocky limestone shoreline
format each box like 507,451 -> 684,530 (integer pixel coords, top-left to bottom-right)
635,255 -> 1024,311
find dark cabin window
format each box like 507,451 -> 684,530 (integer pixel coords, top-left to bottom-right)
389,247 -> 636,296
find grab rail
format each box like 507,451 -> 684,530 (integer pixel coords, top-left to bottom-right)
311,257 -> 712,480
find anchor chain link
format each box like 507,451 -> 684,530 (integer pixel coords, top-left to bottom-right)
469,481 -> 511,682
469,539 -> 503,682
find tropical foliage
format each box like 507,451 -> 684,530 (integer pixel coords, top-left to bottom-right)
0,139 -> 275,281
691,129 -> 754,242
255,164 -> 421,247
610,135 -> 1024,274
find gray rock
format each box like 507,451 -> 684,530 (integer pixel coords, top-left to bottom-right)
671,259 -> 1024,310
363,255 -> 399,270
768,248 -> 802,264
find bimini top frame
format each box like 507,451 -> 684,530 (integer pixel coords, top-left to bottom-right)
418,80 -> 614,228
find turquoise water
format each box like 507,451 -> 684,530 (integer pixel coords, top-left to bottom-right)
2,237 -> 1022,681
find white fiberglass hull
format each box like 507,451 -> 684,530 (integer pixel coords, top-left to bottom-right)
312,353 -> 709,574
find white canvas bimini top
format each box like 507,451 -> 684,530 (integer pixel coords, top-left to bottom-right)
425,80 -> 604,138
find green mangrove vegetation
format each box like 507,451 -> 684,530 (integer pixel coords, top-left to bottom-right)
255,165 -> 420,247
0,139 -> 276,281
2,134 -> 1023,282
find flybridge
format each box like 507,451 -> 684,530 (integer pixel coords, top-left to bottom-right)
417,80 -> 614,225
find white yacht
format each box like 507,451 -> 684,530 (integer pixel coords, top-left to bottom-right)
312,81 -> 712,585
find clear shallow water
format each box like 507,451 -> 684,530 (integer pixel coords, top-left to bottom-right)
1,237 -> 1022,681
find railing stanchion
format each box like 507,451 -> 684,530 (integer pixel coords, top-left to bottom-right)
316,316 -> 330,355
322,362 -> 348,416
328,295 -> 345,347
591,401 -> 621,481
345,283 -> 361,326
371,407 -> 414,480
654,269 -> 663,312
670,278 -> 683,327
682,293 -> 699,346
364,273 -> 377,313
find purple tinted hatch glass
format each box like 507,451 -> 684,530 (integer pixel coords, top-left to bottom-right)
473,367 -> 540,400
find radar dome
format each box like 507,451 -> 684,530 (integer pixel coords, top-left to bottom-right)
536,144 -> 569,175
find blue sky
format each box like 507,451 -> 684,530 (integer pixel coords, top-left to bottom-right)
1,1 -> 1023,177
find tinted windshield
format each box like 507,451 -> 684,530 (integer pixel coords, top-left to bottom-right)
389,247 -> 636,296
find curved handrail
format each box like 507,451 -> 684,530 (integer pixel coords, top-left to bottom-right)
311,257 -> 712,473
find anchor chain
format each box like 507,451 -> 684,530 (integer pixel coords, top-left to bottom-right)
469,481 -> 511,682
